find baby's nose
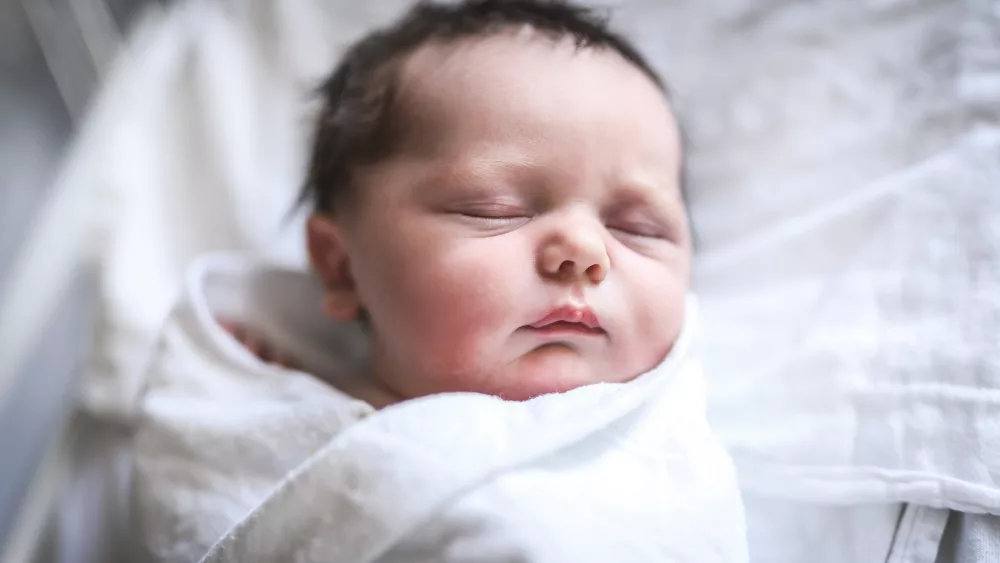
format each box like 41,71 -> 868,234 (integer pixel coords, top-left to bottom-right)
538,224 -> 609,284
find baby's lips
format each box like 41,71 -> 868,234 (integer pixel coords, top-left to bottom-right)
529,304 -> 602,330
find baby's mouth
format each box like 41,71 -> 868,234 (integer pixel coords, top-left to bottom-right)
527,321 -> 605,337
526,305 -> 604,336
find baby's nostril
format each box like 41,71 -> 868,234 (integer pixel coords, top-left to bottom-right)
558,260 -> 576,277
585,263 -> 606,283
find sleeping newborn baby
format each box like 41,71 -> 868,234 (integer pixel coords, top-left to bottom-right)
131,1 -> 746,561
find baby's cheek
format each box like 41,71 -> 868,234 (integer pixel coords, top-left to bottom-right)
624,278 -> 685,366
403,268 -> 519,386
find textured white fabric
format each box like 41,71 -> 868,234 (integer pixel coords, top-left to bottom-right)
132,256 -> 375,563
938,511 -> 1000,563
132,256 -> 746,563
683,1 -> 1000,513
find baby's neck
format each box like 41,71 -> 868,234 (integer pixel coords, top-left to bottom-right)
336,373 -> 403,409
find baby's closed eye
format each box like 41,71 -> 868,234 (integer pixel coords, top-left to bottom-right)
606,220 -> 666,239
447,199 -> 532,232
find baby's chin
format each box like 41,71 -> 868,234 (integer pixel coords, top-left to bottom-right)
381,344 -> 661,403
482,345 -> 638,402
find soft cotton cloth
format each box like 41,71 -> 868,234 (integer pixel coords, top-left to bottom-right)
692,29 -> 1000,514
938,510 -> 1000,563
131,255 -> 747,563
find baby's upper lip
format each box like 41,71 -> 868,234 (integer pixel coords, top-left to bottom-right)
529,305 -> 602,330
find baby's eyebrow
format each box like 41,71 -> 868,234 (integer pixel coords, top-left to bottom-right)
605,188 -> 657,214
463,154 -> 540,178
614,169 -> 683,201
412,153 -> 539,196
422,154 -> 541,190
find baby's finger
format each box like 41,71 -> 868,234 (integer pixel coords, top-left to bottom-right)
238,329 -> 265,358
218,319 -> 240,337
271,350 -> 300,371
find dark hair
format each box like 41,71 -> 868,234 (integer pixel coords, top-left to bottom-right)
301,0 -> 669,214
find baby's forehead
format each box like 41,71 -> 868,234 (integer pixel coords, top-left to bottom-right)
390,33 -> 679,158
399,32 -> 662,105
366,39 -> 684,205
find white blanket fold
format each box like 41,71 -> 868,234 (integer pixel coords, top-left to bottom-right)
132,256 -> 747,563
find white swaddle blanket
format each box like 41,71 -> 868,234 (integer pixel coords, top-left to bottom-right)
132,255 -> 747,563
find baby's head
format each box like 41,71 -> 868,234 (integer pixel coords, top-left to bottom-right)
304,0 -> 690,402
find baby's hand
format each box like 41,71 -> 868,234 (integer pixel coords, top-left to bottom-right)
218,319 -> 299,370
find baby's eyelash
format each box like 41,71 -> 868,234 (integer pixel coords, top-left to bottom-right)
608,222 -> 666,239
460,209 -> 520,218
452,206 -> 532,232
462,213 -> 523,226
455,202 -> 527,218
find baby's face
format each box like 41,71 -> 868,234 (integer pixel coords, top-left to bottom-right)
311,35 -> 690,401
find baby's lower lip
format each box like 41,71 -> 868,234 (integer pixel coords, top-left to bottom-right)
524,321 -> 605,337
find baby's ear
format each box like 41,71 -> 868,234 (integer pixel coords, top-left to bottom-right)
307,215 -> 361,322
